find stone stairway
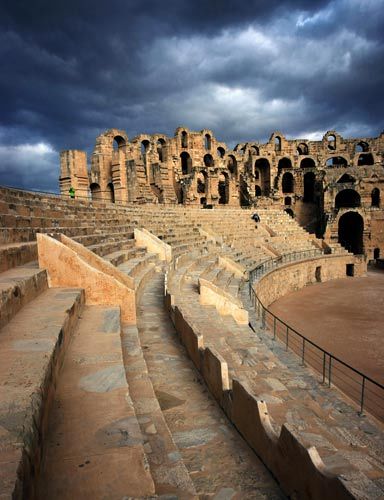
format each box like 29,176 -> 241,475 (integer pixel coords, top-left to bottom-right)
131,267 -> 283,498
167,254 -> 384,499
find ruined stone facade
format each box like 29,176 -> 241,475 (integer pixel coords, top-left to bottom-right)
60,127 -> 384,260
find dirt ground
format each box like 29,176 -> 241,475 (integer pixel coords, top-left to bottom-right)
269,268 -> 384,385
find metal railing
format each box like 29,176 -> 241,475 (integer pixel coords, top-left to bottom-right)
248,252 -> 384,422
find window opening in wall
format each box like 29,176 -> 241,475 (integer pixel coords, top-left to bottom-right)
315,266 -> 321,282
217,147 -> 225,158
374,248 -> 380,259
358,153 -> 374,166
327,134 -> 336,150
204,134 -> 211,150
181,131 -> 188,148
371,188 -> 380,207
255,185 -> 262,197
274,136 -> 281,152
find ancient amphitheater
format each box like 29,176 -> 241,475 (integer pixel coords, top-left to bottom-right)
1,127 -> 384,499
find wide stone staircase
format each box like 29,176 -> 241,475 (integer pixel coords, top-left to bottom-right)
0,185 -> 382,499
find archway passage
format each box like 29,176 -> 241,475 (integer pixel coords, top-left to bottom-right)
218,173 -> 229,204
303,172 -> 315,202
107,182 -> 115,203
282,172 -> 294,193
335,189 -> 360,209
338,212 -> 364,254
90,183 -> 102,201
255,158 -> 270,195
180,152 -> 192,174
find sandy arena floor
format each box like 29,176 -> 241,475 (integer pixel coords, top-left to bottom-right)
269,268 -> 384,385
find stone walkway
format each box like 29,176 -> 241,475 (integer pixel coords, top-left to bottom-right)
171,255 -> 384,499
136,268 -> 284,498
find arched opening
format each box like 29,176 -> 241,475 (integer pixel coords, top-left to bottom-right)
374,248 -> 380,259
252,145 -> 259,155
228,155 -> 237,177
355,142 -> 369,153
141,140 -> 150,157
303,172 -> 316,202
285,208 -> 294,218
255,158 -> 270,195
113,135 -> 126,150
284,196 -> 292,206
157,138 -> 166,162
300,158 -> 316,169
297,143 -> 308,155
197,172 -> 207,194
200,197 -> 206,205
371,188 -> 380,207
335,189 -> 361,209
327,134 -> 336,150
180,152 -> 192,174
204,134 -> 212,150
326,156 -> 348,167
358,153 -> 374,166
278,157 -> 292,170
204,154 -> 214,167
282,172 -> 294,193
90,183 -> 102,201
255,185 -> 262,197
274,136 -> 281,152
337,173 -> 356,184
338,212 -> 364,254
107,182 -> 115,203
218,173 -> 229,204
181,131 -> 188,148
255,169 -> 260,180
217,147 -> 225,158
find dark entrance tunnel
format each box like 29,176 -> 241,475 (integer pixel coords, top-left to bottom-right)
338,212 -> 364,254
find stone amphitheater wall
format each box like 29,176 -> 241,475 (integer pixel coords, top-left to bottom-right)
254,254 -> 365,308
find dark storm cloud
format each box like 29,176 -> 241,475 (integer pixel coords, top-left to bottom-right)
0,0 -> 383,190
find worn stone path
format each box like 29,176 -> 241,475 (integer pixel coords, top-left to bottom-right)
137,268 -> 284,498
38,305 -> 154,499
171,255 -> 384,499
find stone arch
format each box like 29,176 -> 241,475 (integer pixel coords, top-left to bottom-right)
217,146 -> 225,158
157,138 -> 166,162
274,136 -> 281,152
197,171 -> 207,194
113,135 -> 126,150
358,153 -> 374,166
252,145 -> 260,155
180,152 -> 192,174
107,182 -> 115,203
355,141 -> 369,153
204,154 -> 214,167
278,157 -> 292,170
204,134 -> 212,150
303,172 -> 316,202
300,157 -> 316,169
255,158 -> 270,195
181,130 -> 188,148
282,172 -> 294,193
90,183 -> 102,201
228,155 -> 237,177
297,143 -> 308,155
218,172 -> 229,204
326,156 -> 348,167
327,134 -> 336,150
338,212 -> 364,254
371,188 -> 380,207
337,173 -> 356,184
141,140 -> 150,157
335,189 -> 361,209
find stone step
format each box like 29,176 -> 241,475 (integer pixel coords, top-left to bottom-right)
103,246 -> 147,267
38,305 -> 155,499
0,262 -> 48,329
0,241 -> 37,272
0,287 -> 84,498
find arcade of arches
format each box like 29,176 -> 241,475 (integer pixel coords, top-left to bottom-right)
60,127 -> 384,260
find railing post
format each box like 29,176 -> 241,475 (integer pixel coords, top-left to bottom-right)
328,356 -> 332,387
322,352 -> 326,383
359,377 -> 366,416
273,316 -> 276,340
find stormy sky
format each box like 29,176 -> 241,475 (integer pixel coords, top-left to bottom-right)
1,0 -> 383,192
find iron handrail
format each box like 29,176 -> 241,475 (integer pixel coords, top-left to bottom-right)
248,253 -> 384,420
